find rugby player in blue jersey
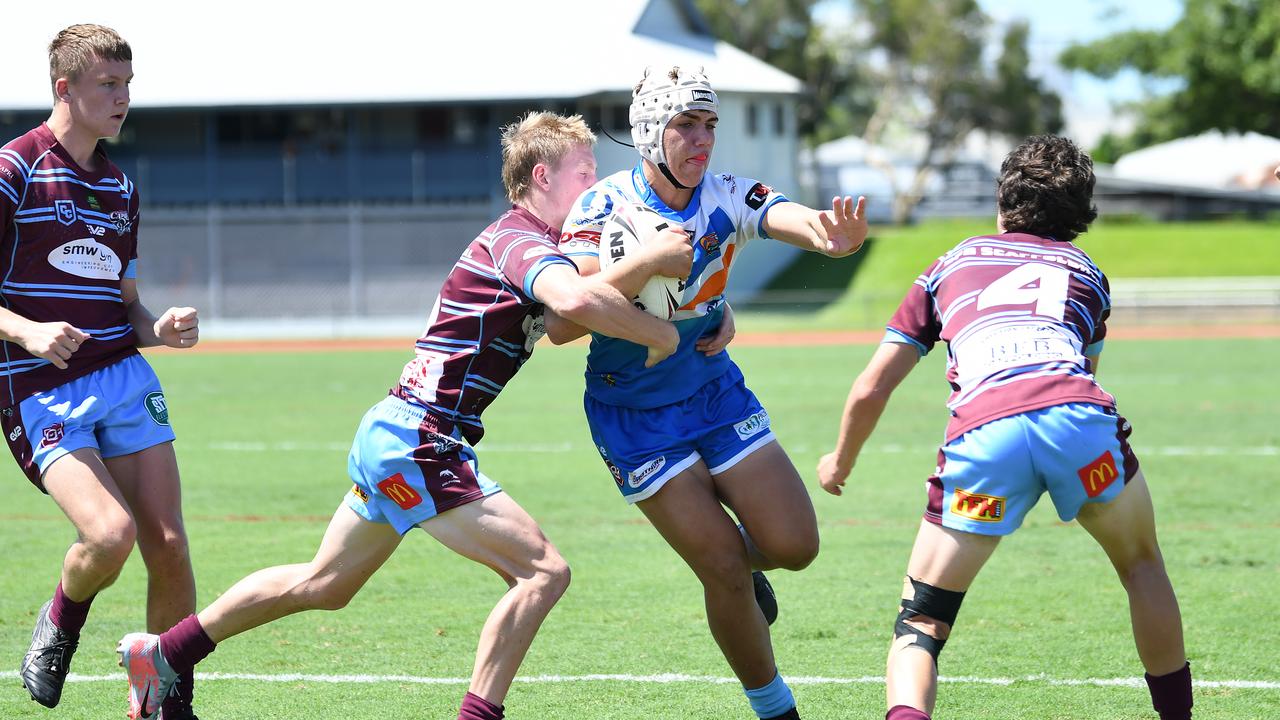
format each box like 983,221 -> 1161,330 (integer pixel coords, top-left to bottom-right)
554,67 -> 868,720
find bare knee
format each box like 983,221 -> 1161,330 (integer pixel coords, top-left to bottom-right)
693,551 -> 753,596
296,569 -> 363,612
77,513 -> 137,571
139,529 -> 191,573
513,549 -> 572,609
768,533 -> 819,571
1116,554 -> 1171,593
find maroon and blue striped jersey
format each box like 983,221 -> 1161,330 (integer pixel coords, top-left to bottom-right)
0,124 -> 140,407
392,205 -> 575,445
885,232 -> 1116,442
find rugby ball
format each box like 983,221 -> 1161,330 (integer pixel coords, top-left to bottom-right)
598,203 -> 685,320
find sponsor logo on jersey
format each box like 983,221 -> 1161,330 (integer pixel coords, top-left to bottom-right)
48,238 -> 122,280
87,225 -> 106,236
745,182 -> 772,210
951,488 -> 1004,522
349,484 -> 370,504
627,456 -> 666,488
734,410 -> 770,440
578,190 -> 615,223
86,193 -> 102,211
698,230 -> 721,253
438,469 -> 460,486
109,211 -> 132,235
722,174 -> 737,193
0,165 -> 13,181
144,392 -> 170,426
1077,451 -> 1119,498
8,425 -> 23,442
378,473 -> 424,510
428,432 -> 460,455
55,200 -> 77,226
40,423 -> 64,449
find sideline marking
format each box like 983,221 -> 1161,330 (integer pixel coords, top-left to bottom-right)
3,670 -> 1275,690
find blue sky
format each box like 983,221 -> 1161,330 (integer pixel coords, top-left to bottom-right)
816,0 -> 1184,145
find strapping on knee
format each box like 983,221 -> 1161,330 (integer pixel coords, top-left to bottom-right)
893,575 -> 966,664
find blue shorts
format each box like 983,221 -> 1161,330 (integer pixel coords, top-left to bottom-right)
1,354 -> 175,492
925,402 -> 1140,536
344,396 -> 502,535
586,364 -> 775,503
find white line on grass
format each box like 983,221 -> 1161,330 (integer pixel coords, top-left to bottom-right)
3,671 -> 1275,690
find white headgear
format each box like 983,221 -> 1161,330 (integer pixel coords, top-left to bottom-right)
629,66 -> 718,188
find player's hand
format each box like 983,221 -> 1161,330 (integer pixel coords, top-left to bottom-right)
644,323 -> 680,368
696,303 -> 735,356
645,227 -> 694,279
816,451 -> 851,496
154,307 -> 199,349
819,196 -> 868,258
16,321 -> 90,370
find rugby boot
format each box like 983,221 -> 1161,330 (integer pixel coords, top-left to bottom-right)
20,599 -> 79,707
753,571 -> 779,625
118,632 -> 180,720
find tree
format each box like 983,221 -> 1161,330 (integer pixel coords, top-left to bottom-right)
1060,0 -> 1280,154
696,0 -> 1063,223
693,0 -> 873,143
856,0 -> 1063,222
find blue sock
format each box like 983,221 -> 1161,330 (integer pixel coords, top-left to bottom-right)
744,671 -> 795,719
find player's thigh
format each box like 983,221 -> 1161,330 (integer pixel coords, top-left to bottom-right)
307,503 -> 404,590
105,441 -> 186,541
1074,470 -> 1161,571
419,491 -> 564,583
43,447 -> 134,545
904,520 -> 1000,591
637,463 -> 750,578
712,440 -> 817,556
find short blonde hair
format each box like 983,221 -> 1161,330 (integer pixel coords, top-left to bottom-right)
500,112 -> 596,203
48,24 -> 131,100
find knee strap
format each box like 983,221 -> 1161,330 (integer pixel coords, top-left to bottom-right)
893,576 -> 966,663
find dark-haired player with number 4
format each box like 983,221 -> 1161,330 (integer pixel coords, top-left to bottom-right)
554,66 -> 867,720
817,135 -> 1192,720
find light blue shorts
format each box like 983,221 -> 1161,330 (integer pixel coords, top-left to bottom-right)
1,354 -> 175,492
925,403 -> 1139,536
585,364 -> 775,503
344,395 -> 502,535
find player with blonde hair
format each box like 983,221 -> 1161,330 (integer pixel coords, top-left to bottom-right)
117,112 -> 691,720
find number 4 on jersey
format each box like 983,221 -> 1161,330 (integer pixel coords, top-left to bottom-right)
976,263 -> 1069,320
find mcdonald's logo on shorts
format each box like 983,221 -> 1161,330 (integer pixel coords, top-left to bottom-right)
952,488 -> 1004,522
377,473 -> 423,510
1077,452 -> 1119,498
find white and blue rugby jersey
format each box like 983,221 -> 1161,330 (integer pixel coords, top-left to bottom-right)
559,163 -> 787,408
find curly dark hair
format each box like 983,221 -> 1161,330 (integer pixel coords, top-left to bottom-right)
996,135 -> 1097,241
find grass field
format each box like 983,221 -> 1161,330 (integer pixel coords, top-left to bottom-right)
1,334 -> 1277,719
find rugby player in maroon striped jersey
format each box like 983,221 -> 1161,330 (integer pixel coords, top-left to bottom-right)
118,113 -> 688,720
2,25 -> 202,718
818,136 -> 1192,720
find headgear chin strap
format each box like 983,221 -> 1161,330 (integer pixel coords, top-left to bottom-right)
629,66 -> 718,190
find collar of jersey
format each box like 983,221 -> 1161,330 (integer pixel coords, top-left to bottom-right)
630,162 -> 703,222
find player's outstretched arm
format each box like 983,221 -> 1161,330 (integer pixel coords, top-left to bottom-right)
121,278 -> 199,349
544,229 -> 693,345
533,264 -> 678,367
762,195 -> 869,258
0,307 -> 89,370
817,342 -> 919,496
